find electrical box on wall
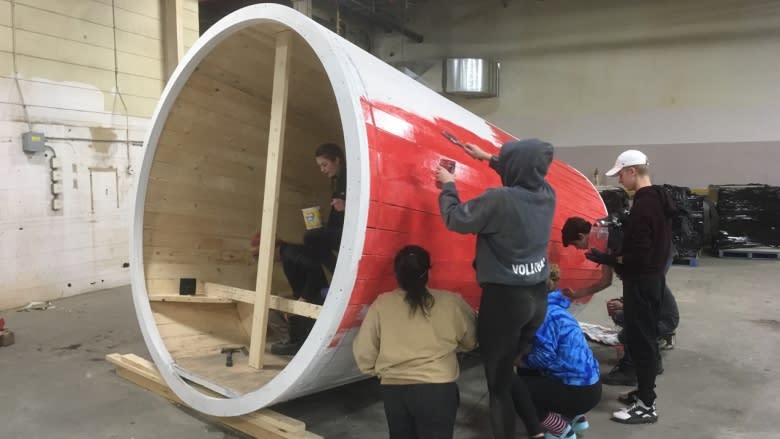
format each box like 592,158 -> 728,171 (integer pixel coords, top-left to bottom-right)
22,132 -> 46,153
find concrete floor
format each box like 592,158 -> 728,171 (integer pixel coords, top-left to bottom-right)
1,256 -> 779,439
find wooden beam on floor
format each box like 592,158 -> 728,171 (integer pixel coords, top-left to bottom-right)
105,353 -> 321,439
249,30 -> 294,370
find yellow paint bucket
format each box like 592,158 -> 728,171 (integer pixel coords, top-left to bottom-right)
301,206 -> 323,230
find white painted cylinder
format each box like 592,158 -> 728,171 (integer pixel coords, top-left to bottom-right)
130,4 -> 605,417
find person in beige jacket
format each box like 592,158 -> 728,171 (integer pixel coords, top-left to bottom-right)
353,245 -> 478,439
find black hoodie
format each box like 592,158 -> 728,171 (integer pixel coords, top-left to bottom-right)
617,185 -> 675,277
439,139 -> 556,287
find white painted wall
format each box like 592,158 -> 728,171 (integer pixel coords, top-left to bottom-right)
374,0 -> 780,186
0,0 -> 199,310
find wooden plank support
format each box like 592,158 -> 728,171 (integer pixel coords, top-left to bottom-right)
250,30 -> 294,369
148,295 -> 232,304
204,282 -> 257,303
163,0 -> 185,79
106,353 -> 321,439
204,283 -> 322,319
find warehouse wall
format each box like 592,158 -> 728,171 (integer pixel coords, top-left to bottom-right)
0,0 -> 199,310
374,0 -> 780,187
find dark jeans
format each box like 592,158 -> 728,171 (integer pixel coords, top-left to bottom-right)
380,382 -> 459,439
479,282 -> 548,439
615,253 -> 679,369
511,375 -> 602,421
303,227 -> 340,274
623,274 -> 664,406
279,243 -> 327,344
616,282 -> 678,368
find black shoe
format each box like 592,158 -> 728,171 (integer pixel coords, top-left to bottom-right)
271,340 -> 302,356
602,364 -> 638,386
618,389 -> 639,404
611,401 -> 658,424
658,333 -> 676,351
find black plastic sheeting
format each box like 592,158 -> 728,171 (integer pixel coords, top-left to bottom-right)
715,185 -> 780,250
662,185 -> 705,258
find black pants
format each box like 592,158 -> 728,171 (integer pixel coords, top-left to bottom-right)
380,382 -> 459,439
616,282 -> 678,368
479,282 -> 548,439
623,275 -> 664,405
303,227 -> 340,274
279,243 -> 327,343
511,375 -> 602,421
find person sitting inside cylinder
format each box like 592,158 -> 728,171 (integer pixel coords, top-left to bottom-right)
250,143 -> 348,356
353,245 -> 478,439
512,265 -> 602,439
561,216 -> 679,385
304,142 -> 347,275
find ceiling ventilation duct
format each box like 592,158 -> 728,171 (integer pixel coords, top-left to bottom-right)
443,58 -> 499,98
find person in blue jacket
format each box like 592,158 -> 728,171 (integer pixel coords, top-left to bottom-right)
512,265 -> 602,439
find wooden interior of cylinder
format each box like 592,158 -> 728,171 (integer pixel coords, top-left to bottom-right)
141,23 -> 344,395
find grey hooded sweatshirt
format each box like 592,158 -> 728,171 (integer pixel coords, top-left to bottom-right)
439,139 -> 556,287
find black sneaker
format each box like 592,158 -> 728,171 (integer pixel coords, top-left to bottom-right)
602,364 -> 637,386
658,333 -> 676,351
271,340 -> 302,356
617,389 -> 639,405
611,401 -> 658,424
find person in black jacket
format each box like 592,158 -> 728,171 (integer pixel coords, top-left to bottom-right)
586,150 -> 675,424
267,143 -> 347,356
561,216 -> 679,385
305,143 -> 347,274
437,139 -> 556,439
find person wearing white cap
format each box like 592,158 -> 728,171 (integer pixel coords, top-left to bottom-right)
584,149 -> 676,425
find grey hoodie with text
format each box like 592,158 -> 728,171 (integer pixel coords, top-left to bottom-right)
439,139 -> 556,286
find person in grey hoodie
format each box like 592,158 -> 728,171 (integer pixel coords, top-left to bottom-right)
435,139 -> 556,439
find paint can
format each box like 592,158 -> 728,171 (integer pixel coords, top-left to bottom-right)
301,206 -> 322,230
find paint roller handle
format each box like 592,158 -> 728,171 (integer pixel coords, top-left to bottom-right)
441,131 -> 492,162
462,143 -> 493,162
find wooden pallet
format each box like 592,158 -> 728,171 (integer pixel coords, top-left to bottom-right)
106,353 -> 322,439
717,247 -> 780,260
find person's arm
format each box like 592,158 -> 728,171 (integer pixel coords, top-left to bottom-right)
454,296 -> 478,352
352,303 -> 381,376
463,143 -> 502,177
439,183 -> 499,234
565,266 -> 613,299
523,314 -> 559,371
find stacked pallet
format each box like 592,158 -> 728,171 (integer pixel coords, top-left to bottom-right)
715,185 -> 780,258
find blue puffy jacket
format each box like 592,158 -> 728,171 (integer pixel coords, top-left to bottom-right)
523,290 -> 600,386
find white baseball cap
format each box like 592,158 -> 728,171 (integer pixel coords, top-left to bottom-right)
605,150 -> 649,177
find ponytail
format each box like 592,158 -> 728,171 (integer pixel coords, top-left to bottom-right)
394,245 -> 434,317
546,264 -> 561,292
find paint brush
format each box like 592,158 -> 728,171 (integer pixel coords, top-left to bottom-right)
441,130 -> 465,148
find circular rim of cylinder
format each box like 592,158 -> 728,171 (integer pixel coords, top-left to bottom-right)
129,4 -> 370,416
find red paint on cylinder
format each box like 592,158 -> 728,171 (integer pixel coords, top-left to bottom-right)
334,98 -> 606,336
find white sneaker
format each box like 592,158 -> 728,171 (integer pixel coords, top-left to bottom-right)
611,400 -> 658,424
